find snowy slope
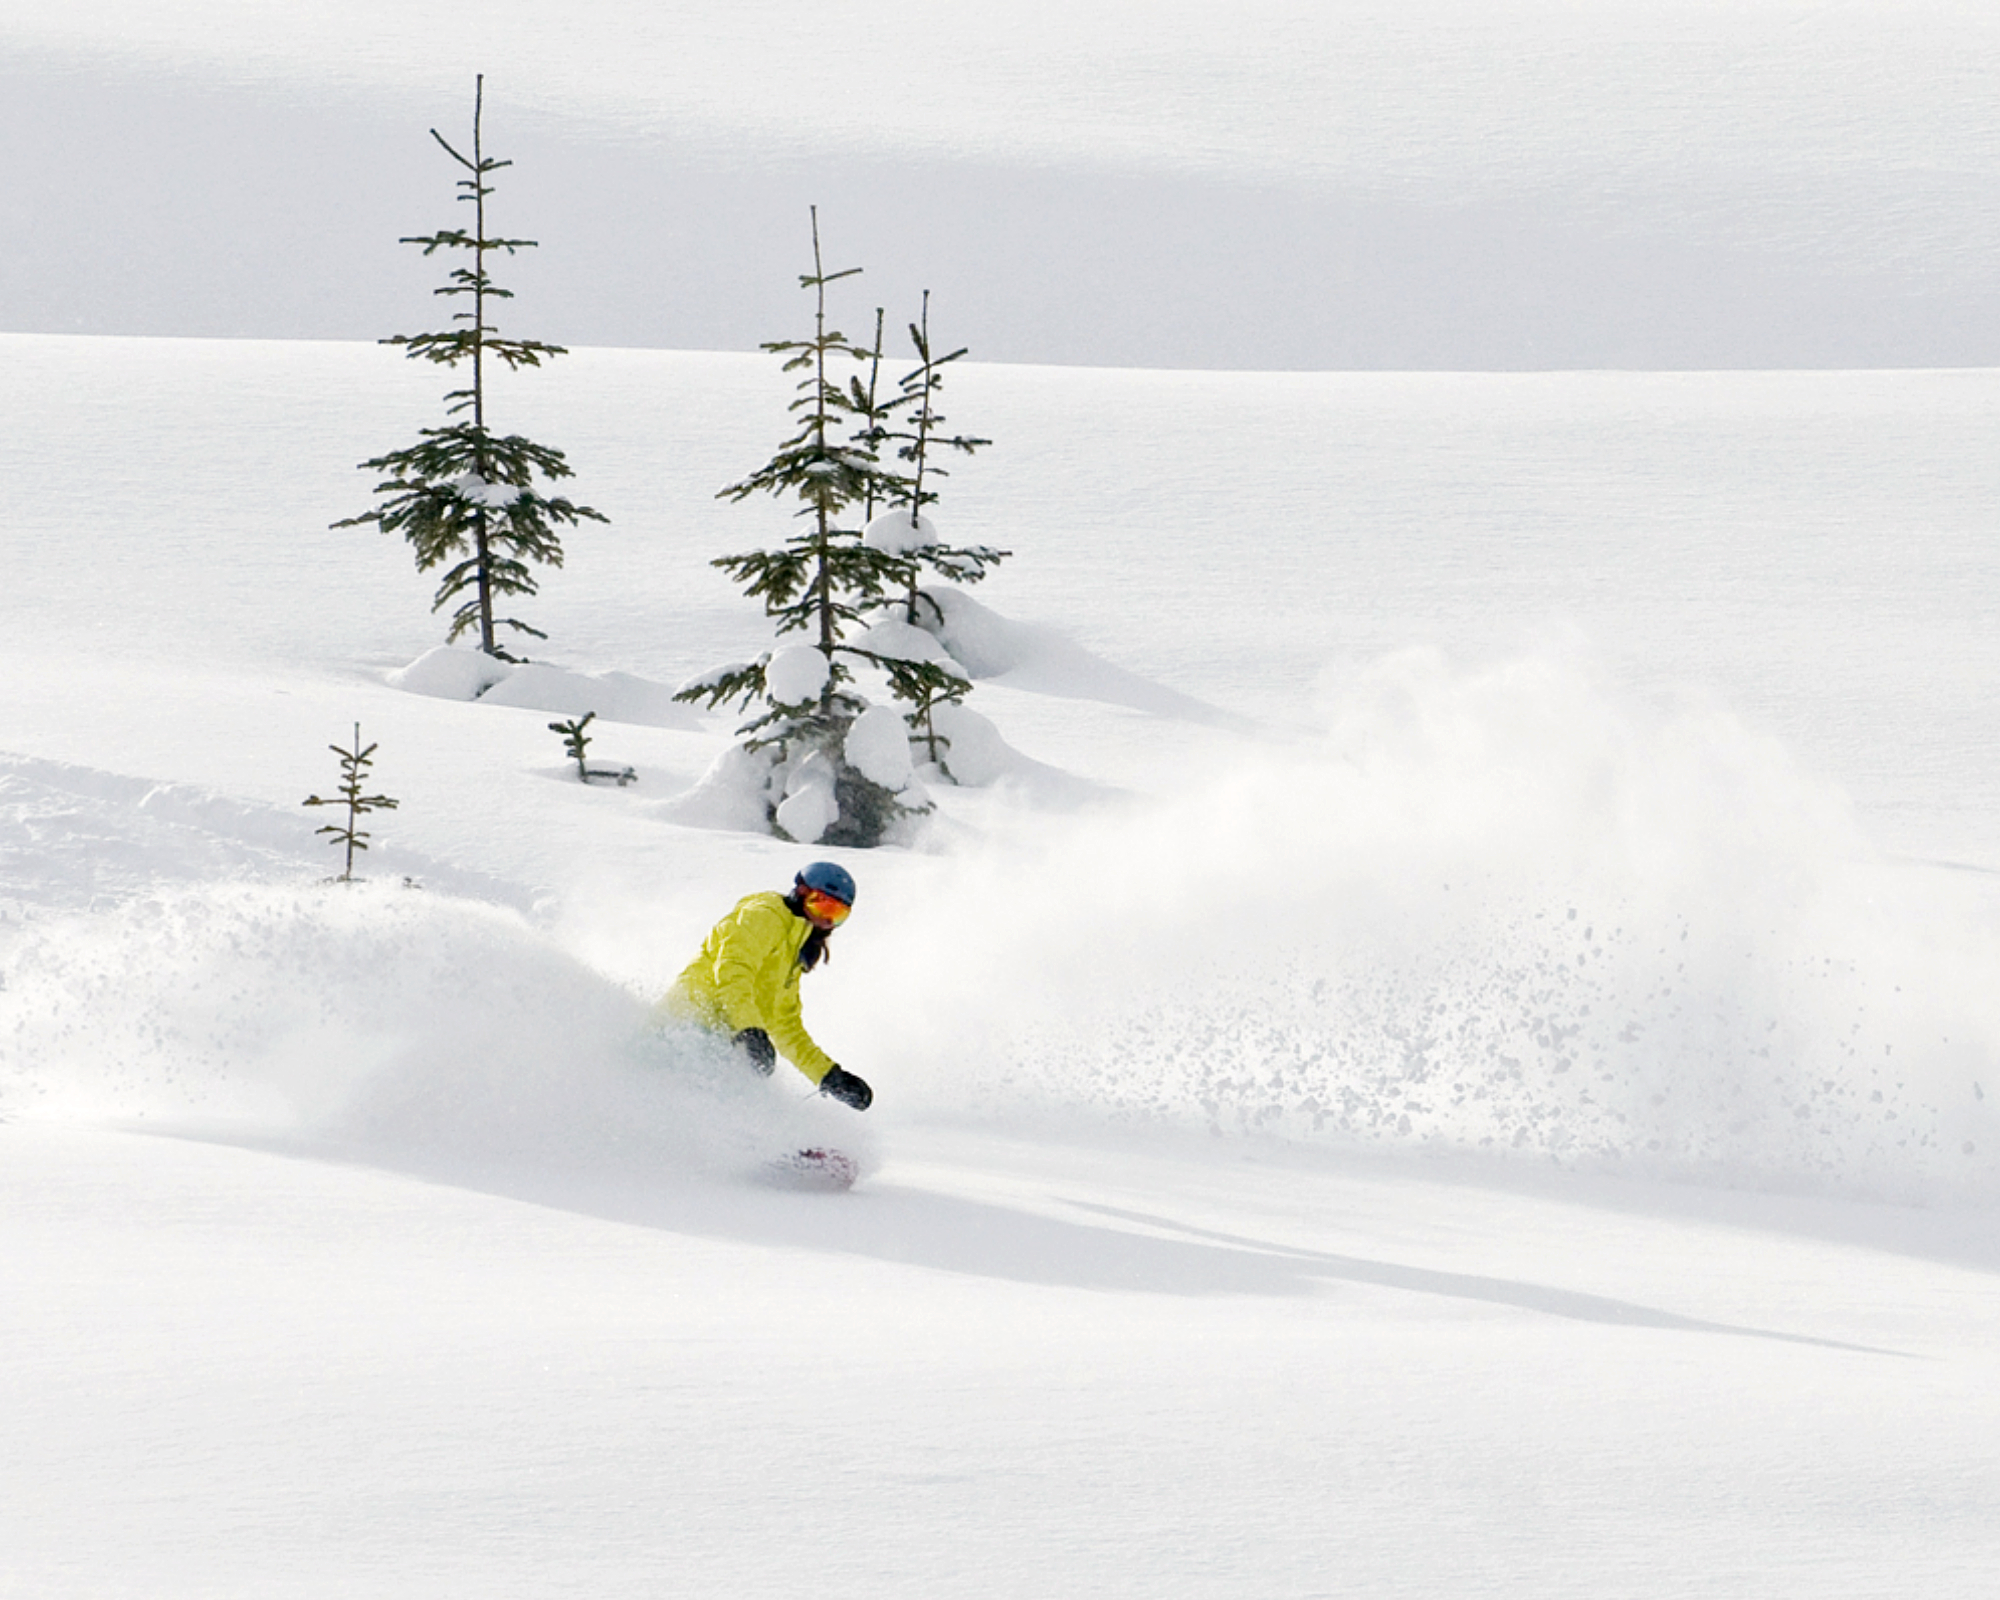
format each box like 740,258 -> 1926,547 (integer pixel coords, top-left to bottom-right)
3,332 -> 2000,1596
7,2 -> 2000,366
7,1121 -> 1999,1599
4,331 -> 1999,1179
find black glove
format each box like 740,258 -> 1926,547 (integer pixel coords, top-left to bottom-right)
732,1028 -> 776,1075
819,1065 -> 873,1110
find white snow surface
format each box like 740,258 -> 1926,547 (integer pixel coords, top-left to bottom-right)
3,333 -> 2000,1596
389,645 -> 701,730
924,586 -> 1253,729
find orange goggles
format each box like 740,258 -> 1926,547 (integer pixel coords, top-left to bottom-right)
799,886 -> 851,926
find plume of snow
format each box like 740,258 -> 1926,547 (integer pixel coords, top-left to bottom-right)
0,880 -> 875,1183
836,647 -> 2000,1203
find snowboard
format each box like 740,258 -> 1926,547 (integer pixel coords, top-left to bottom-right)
761,1147 -> 859,1191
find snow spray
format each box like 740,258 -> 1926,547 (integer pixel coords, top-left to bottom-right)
0,880 -> 873,1185
850,647 -> 2000,1204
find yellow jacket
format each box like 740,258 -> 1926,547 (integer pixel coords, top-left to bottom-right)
659,891 -> 836,1084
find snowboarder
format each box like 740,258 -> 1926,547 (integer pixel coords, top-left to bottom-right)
659,861 -> 874,1111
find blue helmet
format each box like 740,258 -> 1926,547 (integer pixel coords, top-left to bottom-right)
796,860 -> 856,907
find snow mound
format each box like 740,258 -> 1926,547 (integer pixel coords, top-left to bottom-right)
844,705 -> 915,792
649,689 -> 1086,839
655,744 -> 776,835
775,752 -> 839,845
853,616 -> 958,667
480,666 -> 699,729
389,647 -> 701,730
655,715 -> 935,846
919,703 -> 1047,789
386,645 -> 512,701
919,589 -> 1251,730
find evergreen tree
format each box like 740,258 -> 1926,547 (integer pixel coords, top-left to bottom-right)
849,307 -> 914,523
548,711 -> 636,785
863,292 -> 1010,775
335,76 -> 605,660
302,724 -> 399,882
675,210 -> 948,845
875,290 -> 1008,626
550,711 -> 597,777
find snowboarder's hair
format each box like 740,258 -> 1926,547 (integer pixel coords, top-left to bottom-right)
781,889 -> 835,971
798,924 -> 832,972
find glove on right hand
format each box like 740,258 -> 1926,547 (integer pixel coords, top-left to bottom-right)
733,1027 -> 776,1075
819,1065 -> 873,1111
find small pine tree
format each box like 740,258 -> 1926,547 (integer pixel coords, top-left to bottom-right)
334,76 -> 606,660
674,209 -> 932,846
849,306 -> 915,523
897,664 -> 966,772
877,289 -> 1008,626
303,724 -> 399,881
866,292 -> 1009,776
549,711 -> 635,785
551,711 -> 596,777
